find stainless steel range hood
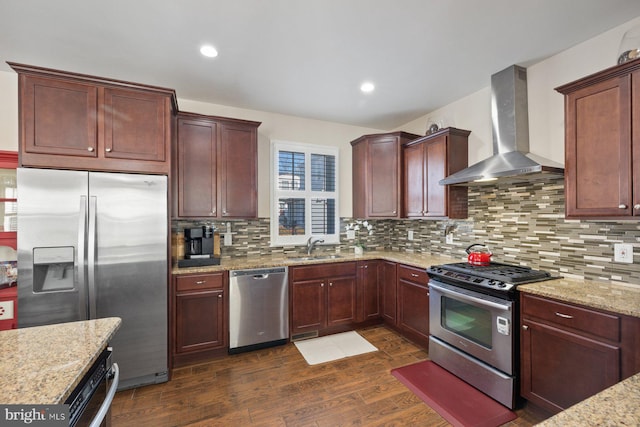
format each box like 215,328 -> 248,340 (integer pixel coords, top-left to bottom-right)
440,65 -> 563,186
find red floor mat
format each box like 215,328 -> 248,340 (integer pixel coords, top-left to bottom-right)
391,360 -> 517,427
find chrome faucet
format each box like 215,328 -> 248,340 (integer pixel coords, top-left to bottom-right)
306,236 -> 324,255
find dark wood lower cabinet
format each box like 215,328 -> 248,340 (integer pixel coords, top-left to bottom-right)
290,262 -> 361,338
519,293 -> 637,414
357,260 -> 381,322
175,289 -> 225,352
381,261 -> 398,325
172,272 -> 227,367
520,318 -> 620,412
398,266 -> 429,347
326,277 -> 357,326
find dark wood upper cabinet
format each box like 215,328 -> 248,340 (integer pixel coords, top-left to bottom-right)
351,131 -> 421,219
174,112 -> 260,219
9,62 -> 177,174
402,127 -> 470,219
556,58 -> 640,219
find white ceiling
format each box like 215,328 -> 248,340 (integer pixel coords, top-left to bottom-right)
2,0 -> 640,130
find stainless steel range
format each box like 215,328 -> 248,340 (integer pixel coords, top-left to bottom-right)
427,261 -> 556,409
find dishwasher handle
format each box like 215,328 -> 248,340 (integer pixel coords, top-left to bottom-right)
253,274 -> 270,280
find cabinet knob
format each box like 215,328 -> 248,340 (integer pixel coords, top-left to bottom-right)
218,294 -> 222,298
619,204 -> 628,209
392,210 -> 397,214
634,204 -> 640,210
223,210 -> 227,215
195,280 -> 207,285
105,148 -> 112,152
329,282 -> 333,287
321,283 -> 324,287
411,273 -> 419,278
522,325 -> 529,330
363,265 -> 368,269
211,208 -> 216,215
87,147 -> 94,152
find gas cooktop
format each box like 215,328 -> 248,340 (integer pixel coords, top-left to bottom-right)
427,262 -> 556,295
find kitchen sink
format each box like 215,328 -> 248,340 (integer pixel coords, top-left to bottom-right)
287,254 -> 343,262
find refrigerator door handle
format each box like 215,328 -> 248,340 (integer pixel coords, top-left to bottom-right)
78,196 -> 89,320
88,196 -> 97,319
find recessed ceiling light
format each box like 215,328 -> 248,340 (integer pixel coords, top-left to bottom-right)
360,81 -> 375,93
200,45 -> 218,58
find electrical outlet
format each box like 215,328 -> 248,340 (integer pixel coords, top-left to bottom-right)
614,243 -> 634,263
408,230 -> 414,241
346,230 -> 356,240
446,233 -> 454,244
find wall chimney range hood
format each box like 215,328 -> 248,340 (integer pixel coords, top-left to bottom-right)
439,65 -> 563,186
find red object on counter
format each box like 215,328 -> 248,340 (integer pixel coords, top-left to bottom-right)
0,285 -> 17,330
466,244 -> 493,266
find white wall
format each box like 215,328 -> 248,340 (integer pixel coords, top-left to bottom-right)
398,15 -> 640,167
0,71 -> 18,152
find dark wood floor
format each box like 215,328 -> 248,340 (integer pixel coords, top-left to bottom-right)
112,325 -> 552,426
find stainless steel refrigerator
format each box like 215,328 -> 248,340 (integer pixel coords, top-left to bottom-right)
17,168 -> 168,390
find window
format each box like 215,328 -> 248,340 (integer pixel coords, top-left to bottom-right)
271,140 -> 339,246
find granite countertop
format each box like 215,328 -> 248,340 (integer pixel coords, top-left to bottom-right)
535,372 -> 640,426
174,250 -> 640,318
171,250 -> 458,275
518,277 -> 640,318
0,317 -> 121,404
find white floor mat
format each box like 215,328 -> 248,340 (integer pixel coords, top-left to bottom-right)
294,331 -> 378,365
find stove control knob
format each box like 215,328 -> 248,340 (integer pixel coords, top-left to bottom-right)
497,282 -> 507,288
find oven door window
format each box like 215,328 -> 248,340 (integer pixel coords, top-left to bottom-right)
441,296 -> 492,349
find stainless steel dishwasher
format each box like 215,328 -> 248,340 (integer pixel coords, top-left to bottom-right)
229,266 -> 289,354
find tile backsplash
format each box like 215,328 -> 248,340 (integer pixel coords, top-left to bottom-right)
173,177 -> 640,285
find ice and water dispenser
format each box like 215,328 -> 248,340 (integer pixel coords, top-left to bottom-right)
32,246 -> 75,292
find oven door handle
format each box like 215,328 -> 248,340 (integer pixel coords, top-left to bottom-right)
89,363 -> 119,427
429,282 -> 511,311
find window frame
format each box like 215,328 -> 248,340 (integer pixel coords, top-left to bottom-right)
270,140 -> 340,247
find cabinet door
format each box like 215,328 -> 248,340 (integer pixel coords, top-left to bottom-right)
403,143 -> 425,217
351,140 -> 367,219
103,87 -> 168,162
327,276 -> 356,326
177,118 -> 218,217
521,319 -> 620,413
357,260 -> 380,322
425,136 -> 447,217
564,75 -> 632,217
633,70 -> 640,215
368,136 -> 401,217
381,261 -> 397,325
175,289 -> 224,353
219,121 -> 258,218
398,279 -> 430,345
291,280 -> 325,334
21,75 -> 98,157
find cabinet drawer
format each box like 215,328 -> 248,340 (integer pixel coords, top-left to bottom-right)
291,262 -> 357,281
175,273 -> 224,292
521,294 -> 620,342
397,264 -> 428,285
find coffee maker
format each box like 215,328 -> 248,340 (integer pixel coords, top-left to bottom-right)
178,225 -> 221,267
